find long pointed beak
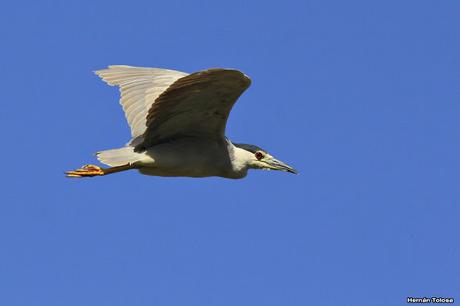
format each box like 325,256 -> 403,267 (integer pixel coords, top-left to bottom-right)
265,158 -> 298,174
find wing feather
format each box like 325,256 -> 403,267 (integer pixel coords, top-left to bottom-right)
95,65 -> 188,138
136,68 -> 251,150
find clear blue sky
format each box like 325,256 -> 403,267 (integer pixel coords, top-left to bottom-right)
0,0 -> 458,305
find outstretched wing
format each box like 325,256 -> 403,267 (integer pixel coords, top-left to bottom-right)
95,65 -> 188,138
137,68 -> 251,151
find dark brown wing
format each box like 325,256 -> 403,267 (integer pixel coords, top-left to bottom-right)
135,68 -> 251,151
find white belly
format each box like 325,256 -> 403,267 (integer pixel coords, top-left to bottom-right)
135,138 -> 239,178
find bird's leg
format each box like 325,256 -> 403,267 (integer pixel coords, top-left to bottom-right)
65,164 -> 104,177
65,164 -> 133,178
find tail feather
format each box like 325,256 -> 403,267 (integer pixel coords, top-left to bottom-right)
96,146 -> 141,167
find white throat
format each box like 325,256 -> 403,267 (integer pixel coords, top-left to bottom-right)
228,143 -> 254,177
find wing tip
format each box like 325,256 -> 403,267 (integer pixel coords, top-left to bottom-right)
94,65 -> 133,85
199,68 -> 252,88
94,65 -> 135,74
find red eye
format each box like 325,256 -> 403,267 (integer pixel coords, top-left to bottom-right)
255,151 -> 264,160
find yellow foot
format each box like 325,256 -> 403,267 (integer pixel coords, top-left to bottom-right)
66,164 -> 105,178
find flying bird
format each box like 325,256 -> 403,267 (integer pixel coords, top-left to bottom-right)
66,66 -> 297,179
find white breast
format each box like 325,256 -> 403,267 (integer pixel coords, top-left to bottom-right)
136,138 -> 235,178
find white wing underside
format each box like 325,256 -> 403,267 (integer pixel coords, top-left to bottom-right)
95,65 -> 188,139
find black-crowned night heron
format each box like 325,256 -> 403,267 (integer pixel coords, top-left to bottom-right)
66,66 -> 297,179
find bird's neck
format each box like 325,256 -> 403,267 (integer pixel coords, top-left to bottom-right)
228,142 -> 253,177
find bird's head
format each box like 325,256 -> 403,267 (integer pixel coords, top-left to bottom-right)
233,143 -> 298,174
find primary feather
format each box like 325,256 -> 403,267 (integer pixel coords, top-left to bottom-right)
95,65 -> 187,138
